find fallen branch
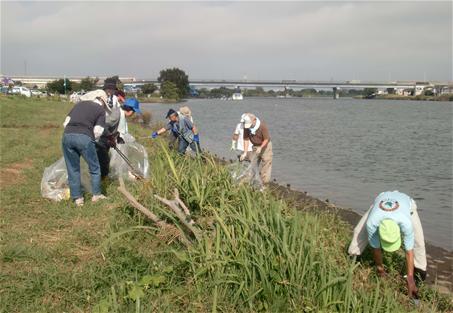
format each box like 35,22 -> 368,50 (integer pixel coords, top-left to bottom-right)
154,188 -> 201,241
117,177 -> 191,247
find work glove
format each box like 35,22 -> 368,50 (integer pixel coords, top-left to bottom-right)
151,131 -> 158,139
255,147 -> 263,155
406,275 -> 418,299
231,140 -> 237,151
117,136 -> 125,145
239,152 -> 247,162
106,135 -> 117,148
193,134 -> 200,143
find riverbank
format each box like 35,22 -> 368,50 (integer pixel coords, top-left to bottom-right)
355,94 -> 453,101
1,96 -> 452,312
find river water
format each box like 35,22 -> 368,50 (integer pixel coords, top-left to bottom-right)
143,98 -> 453,250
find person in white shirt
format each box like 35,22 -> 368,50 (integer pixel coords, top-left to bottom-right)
231,113 -> 253,155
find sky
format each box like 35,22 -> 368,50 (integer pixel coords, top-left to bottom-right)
1,1 -> 452,81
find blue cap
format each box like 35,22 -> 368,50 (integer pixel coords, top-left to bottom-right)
124,98 -> 142,114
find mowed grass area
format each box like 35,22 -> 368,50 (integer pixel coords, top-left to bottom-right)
0,96 -> 451,313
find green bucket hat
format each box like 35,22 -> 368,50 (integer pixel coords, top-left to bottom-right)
379,219 -> 401,252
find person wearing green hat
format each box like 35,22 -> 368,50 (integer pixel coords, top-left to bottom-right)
348,191 -> 427,299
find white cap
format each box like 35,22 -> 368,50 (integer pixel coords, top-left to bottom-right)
241,113 -> 255,128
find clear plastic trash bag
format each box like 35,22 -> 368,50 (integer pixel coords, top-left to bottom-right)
41,157 -> 70,201
41,157 -> 92,201
227,159 -> 262,189
109,134 -> 149,180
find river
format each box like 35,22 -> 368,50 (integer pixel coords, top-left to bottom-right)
143,98 -> 453,251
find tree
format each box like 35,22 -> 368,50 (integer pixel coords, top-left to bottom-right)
160,81 -> 180,100
363,88 -> 377,97
141,83 -> 158,95
47,78 -> 72,94
104,75 -> 123,90
386,88 -> 395,95
158,68 -> 189,98
80,76 -> 99,91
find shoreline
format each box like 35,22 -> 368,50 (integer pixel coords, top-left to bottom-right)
214,156 -> 452,293
268,181 -> 453,293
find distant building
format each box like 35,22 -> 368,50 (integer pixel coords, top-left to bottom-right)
414,82 -> 432,96
395,88 -> 405,96
403,89 -> 414,96
440,85 -> 453,94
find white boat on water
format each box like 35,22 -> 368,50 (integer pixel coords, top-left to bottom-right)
232,93 -> 243,100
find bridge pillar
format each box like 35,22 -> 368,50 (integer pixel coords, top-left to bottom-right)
333,87 -> 340,99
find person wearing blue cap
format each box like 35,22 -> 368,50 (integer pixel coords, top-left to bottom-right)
151,108 -> 200,155
348,191 -> 427,300
117,97 -> 141,136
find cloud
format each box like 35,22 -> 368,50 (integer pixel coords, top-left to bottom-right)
1,1 -> 451,81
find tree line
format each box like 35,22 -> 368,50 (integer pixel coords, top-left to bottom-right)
45,68 -> 190,101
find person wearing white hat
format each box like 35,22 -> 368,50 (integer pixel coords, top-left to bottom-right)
231,113 -> 253,155
62,90 -> 109,206
85,86 -> 123,179
239,113 -> 273,186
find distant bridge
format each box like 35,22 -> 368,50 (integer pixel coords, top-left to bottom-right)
129,79 -> 448,99
6,75 -> 452,99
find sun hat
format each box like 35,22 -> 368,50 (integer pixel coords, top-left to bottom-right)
179,106 -> 192,117
379,219 -> 401,252
79,89 -> 108,105
124,98 -> 142,114
241,113 -> 255,129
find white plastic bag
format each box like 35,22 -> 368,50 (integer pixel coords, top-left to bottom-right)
41,157 -> 92,201
41,157 -> 70,201
109,134 -> 149,180
227,159 -> 262,189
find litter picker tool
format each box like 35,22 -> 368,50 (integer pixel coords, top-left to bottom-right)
113,146 -> 145,180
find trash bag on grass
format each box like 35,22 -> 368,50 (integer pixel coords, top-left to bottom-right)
41,157 -> 92,201
41,157 -> 70,201
227,159 -> 262,189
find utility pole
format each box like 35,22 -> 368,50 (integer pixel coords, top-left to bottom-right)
64,74 -> 67,95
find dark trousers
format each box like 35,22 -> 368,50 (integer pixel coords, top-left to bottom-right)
95,140 -> 111,178
178,138 -> 200,155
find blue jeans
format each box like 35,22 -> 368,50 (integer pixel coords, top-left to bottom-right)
62,133 -> 102,199
178,138 -> 200,155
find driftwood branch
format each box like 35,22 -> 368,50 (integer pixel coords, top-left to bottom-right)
117,177 -> 191,247
154,188 -> 201,241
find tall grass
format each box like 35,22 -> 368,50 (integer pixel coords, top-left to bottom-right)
120,142 -> 420,312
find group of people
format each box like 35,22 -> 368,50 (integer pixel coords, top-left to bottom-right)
62,95 -> 427,300
61,83 -> 141,206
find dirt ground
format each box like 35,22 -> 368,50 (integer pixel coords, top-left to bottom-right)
0,159 -> 33,189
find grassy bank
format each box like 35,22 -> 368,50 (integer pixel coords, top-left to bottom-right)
0,96 -> 451,312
